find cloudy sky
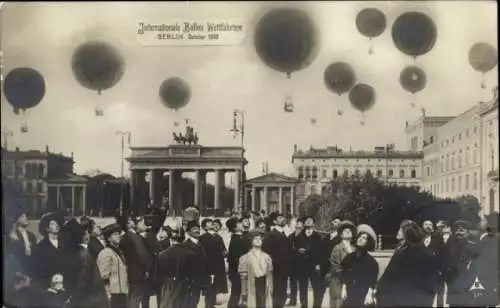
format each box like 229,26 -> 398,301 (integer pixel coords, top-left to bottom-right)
1,1 -> 498,181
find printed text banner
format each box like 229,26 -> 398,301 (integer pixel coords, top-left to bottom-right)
136,20 -> 247,46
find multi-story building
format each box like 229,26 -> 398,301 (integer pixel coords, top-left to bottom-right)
480,86 -> 499,215
291,145 -> 423,202
406,106 -> 482,201
2,146 -> 88,217
406,86 -> 499,215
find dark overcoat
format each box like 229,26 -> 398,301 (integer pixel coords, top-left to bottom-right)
341,250 -> 379,308
199,232 -> 228,293
32,237 -> 66,288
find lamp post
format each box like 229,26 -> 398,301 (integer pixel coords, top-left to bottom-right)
230,109 -> 245,213
385,143 -> 394,185
2,127 -> 14,171
116,131 -> 131,215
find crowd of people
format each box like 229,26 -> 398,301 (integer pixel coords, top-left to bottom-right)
3,200 -> 499,308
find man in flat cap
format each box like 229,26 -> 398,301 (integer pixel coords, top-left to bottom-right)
117,213 -> 151,308
97,223 -> 128,308
198,218 -> 227,308
32,212 -> 66,289
445,219 -> 480,307
183,220 -> 210,308
262,212 -> 290,308
227,218 -> 250,308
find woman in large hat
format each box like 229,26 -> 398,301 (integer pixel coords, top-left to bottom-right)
238,231 -> 273,308
62,219 -> 110,308
32,212 -> 66,288
340,224 -> 379,307
376,220 -> 438,307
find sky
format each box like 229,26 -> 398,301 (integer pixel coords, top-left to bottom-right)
1,1 -> 498,182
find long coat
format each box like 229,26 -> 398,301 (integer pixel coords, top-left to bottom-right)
88,236 -> 106,260
119,231 -> 150,284
64,245 -> 110,308
5,229 -> 38,273
376,243 -> 439,307
199,232 -> 228,294
341,250 -> 379,308
329,240 -> 353,299
238,249 -> 274,308
32,237 -> 66,288
97,246 -> 129,295
153,242 -> 208,308
476,233 -> 499,306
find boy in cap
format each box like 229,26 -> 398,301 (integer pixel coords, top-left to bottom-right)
117,213 -> 151,308
184,220 -> 210,308
97,223 -> 128,308
226,218 -> 250,308
262,212 -> 290,308
43,274 -> 68,308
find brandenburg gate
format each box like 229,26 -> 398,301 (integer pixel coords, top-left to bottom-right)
126,125 -> 247,215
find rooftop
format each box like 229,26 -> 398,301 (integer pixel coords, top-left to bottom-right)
1,146 -> 74,162
292,146 -> 423,160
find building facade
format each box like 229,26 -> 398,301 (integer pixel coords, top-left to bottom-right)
406,107 -> 482,201
291,145 -> 423,202
245,172 -> 298,216
480,87 -> 499,215
406,86 -> 499,215
2,146 -> 87,217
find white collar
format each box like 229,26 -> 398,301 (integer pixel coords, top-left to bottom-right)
330,231 -> 338,240
273,226 -> 284,233
305,229 -> 314,236
48,237 -> 59,248
80,243 -> 88,249
207,230 -> 215,235
186,234 -> 199,245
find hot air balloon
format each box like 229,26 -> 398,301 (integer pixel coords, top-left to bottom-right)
400,65 -> 427,108
159,77 -> 191,112
468,42 -> 498,89
3,67 -> 46,133
254,7 -> 320,112
324,62 -> 356,116
310,117 -> 317,124
71,41 -> 125,116
392,12 -> 437,59
356,8 -> 387,54
349,83 -> 376,125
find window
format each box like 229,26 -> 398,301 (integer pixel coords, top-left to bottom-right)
366,169 -> 372,176
440,157 -> 444,173
441,180 -> 444,193
310,185 -> 316,195
458,176 -> 462,192
466,129 -> 470,137
38,164 -> 45,178
27,182 -> 33,193
473,126 -> 477,134
458,153 -> 462,168
305,167 -> 311,178
451,154 -> 455,170
16,164 -> 23,176
312,167 -> 318,179
446,139 -> 449,145
37,182 -> 44,193
400,169 -> 405,178
452,136 -> 455,143
343,170 -> 349,177
332,170 -> 338,178
451,177 -> 455,192
377,169 -> 383,177
25,164 -> 32,180
298,167 -> 304,179
458,133 -> 462,140
473,173 -> 478,189
446,178 -> 449,192
430,136 -> 434,144
473,150 -> 478,164
466,174 -> 470,190
388,169 -> 394,177
465,148 -> 470,165
446,155 -> 450,171
411,169 -> 416,178
321,169 -> 327,178
426,166 -> 431,177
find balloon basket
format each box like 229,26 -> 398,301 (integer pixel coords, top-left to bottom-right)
410,101 -> 416,108
368,47 -> 374,55
284,96 -> 294,113
337,109 -> 343,116
20,122 -> 28,133
95,107 -> 104,116
481,80 -> 486,89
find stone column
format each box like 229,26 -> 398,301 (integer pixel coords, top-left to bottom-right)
149,170 -> 156,204
291,186 -> 295,216
251,186 -> 256,211
129,170 -> 137,213
194,169 -> 206,209
214,170 -> 223,210
71,186 -> 75,215
82,185 -> 87,216
234,169 -> 241,211
136,170 -> 147,215
263,186 -> 269,214
279,186 -> 283,214
168,170 -> 176,214
56,186 -> 61,209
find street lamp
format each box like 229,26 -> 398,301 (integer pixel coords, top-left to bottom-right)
385,143 -> 395,185
116,131 -> 131,215
230,109 -> 245,213
2,127 -> 14,171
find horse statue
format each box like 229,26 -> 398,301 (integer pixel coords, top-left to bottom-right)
172,125 -> 199,145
